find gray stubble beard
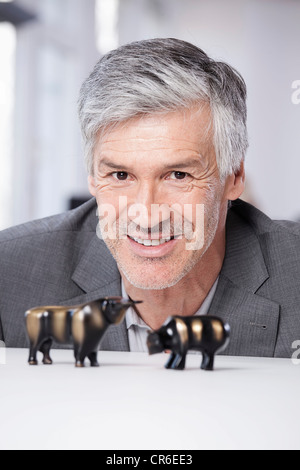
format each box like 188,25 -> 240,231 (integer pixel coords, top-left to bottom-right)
103,201 -> 221,291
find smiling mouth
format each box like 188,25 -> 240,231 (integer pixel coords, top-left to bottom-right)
128,235 -> 178,247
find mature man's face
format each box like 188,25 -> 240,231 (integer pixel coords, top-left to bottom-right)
89,106 -> 235,290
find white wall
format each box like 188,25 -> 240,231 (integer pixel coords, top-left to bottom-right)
118,0 -> 300,220
10,0 -> 99,227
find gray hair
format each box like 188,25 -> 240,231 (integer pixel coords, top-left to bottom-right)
78,38 -> 248,178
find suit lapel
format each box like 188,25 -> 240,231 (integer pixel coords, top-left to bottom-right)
209,207 -> 280,357
65,235 -> 129,351
208,275 -> 280,356
71,236 -> 121,294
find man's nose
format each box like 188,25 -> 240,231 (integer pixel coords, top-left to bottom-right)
135,181 -> 157,207
129,183 -> 172,235
130,181 -> 157,228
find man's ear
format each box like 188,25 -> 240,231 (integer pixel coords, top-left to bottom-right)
88,175 -> 96,197
225,161 -> 245,201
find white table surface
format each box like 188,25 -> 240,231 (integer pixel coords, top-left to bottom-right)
0,348 -> 299,450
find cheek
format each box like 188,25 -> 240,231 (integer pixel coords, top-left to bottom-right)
95,189 -> 124,237
177,185 -> 220,223
94,180 -> 117,196
93,178 -> 124,212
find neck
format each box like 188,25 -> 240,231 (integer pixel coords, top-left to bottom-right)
122,229 -> 225,330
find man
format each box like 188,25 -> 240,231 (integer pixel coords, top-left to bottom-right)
0,38 -> 299,357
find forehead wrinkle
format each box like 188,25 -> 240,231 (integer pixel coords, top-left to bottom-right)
97,146 -> 204,154
95,106 -> 215,172
101,136 -> 206,145
98,140 -> 207,156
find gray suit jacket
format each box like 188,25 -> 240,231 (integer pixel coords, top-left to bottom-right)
0,198 -> 300,357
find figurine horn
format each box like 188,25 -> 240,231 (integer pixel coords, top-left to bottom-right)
118,299 -> 143,309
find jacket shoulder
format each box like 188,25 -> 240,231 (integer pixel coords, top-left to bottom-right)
230,199 -> 300,239
0,198 -> 98,243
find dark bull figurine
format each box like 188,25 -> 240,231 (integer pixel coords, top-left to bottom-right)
25,297 -> 141,367
147,315 -> 230,371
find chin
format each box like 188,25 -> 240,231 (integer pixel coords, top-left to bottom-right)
121,267 -> 187,291
107,240 -> 205,290
125,279 -> 179,290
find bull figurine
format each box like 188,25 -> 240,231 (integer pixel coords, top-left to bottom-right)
147,315 -> 230,371
25,296 -> 141,367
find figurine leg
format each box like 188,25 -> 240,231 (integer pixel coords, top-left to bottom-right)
75,356 -> 85,367
201,351 -> 215,371
74,350 -> 86,367
73,342 -> 84,367
170,353 -> 186,370
73,343 -> 79,361
28,344 -> 38,365
88,351 -> 99,367
164,352 -> 176,369
165,353 -> 186,370
40,339 -> 53,365
174,354 -> 186,370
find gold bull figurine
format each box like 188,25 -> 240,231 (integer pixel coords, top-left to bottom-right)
147,315 -> 230,371
25,297 -> 140,367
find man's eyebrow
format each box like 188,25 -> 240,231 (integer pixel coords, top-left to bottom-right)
98,159 -> 130,170
162,158 -> 205,170
98,157 -> 205,171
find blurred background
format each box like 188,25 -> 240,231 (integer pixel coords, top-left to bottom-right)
0,0 -> 299,230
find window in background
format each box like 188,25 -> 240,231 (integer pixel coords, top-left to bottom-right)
95,0 -> 119,54
10,0 -> 98,228
0,22 -> 16,230
33,41 -> 79,220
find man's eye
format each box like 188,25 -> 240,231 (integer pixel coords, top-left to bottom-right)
170,171 -> 187,180
112,171 -> 128,181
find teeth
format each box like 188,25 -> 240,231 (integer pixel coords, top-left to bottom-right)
131,237 -> 171,246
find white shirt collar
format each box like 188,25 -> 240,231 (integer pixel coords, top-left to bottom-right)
122,277 -> 219,331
